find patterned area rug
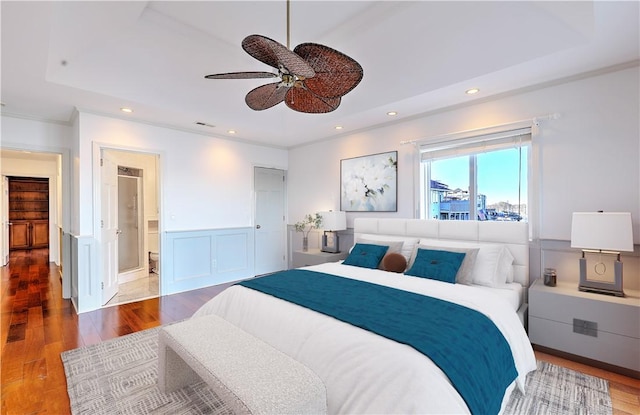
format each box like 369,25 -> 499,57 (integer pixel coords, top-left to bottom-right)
61,326 -> 613,415
505,360 -> 612,415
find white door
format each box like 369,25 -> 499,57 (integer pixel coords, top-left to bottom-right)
101,151 -> 119,305
1,176 -> 8,266
254,167 -> 286,275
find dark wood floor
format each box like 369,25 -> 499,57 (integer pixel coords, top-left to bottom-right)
1,248 -> 639,414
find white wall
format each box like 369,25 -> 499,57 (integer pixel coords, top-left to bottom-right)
1,117 -> 72,265
2,112 -> 289,312
288,66 -> 640,289
71,112 -> 289,311
77,113 -> 288,232
1,116 -> 71,149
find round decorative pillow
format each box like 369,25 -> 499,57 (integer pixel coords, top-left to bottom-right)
382,252 -> 407,273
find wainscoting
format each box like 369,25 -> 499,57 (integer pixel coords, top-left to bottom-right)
67,232 -> 99,313
162,227 -> 255,296
66,227 -> 255,313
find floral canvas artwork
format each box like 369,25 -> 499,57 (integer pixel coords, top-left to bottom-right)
341,151 -> 398,212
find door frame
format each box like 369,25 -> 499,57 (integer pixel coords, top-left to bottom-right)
94,143 -> 162,304
1,176 -> 8,265
0,145 -> 69,296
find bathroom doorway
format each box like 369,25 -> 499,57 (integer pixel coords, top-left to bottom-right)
102,149 -> 160,307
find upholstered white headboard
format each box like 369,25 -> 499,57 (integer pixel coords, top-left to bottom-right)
353,218 -> 530,286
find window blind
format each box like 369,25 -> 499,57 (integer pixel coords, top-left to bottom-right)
420,127 -> 531,161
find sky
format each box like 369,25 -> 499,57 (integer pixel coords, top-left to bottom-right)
431,147 -> 528,206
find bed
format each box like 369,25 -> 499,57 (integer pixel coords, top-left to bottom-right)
193,218 -> 537,414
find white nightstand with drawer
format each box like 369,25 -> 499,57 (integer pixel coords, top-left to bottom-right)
291,249 -> 348,268
529,278 -> 640,377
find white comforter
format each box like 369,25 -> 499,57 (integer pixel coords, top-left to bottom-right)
193,262 -> 537,414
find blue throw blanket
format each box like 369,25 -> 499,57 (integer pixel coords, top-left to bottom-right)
239,269 -> 517,414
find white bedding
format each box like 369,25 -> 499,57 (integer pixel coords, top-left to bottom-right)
193,262 -> 537,414
474,282 -> 524,312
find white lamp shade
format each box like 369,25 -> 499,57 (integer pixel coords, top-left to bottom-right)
571,212 -> 634,252
319,211 -> 346,231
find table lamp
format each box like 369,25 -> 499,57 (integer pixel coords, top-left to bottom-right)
319,211 -> 347,253
570,212 -> 634,297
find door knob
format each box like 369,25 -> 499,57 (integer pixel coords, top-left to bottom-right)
256,225 -> 261,229
116,229 -> 123,235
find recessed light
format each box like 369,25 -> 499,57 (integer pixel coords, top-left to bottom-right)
465,88 -> 480,95
387,111 -> 398,116
227,130 -> 236,134
335,125 -> 343,130
120,107 -> 133,113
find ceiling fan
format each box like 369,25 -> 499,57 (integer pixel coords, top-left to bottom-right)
205,0 -> 363,114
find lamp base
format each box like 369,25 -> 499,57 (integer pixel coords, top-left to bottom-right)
578,255 -> 624,297
321,231 -> 340,254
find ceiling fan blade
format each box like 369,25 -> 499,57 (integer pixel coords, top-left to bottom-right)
285,87 -> 341,114
245,82 -> 289,111
205,72 -> 277,80
242,35 -> 315,78
294,43 -> 363,99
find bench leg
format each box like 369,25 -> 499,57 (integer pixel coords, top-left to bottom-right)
158,334 -> 202,393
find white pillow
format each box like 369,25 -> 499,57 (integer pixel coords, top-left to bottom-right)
356,237 -> 404,255
471,244 -> 505,287
356,238 -> 404,269
417,239 -> 512,287
357,234 -> 419,263
499,247 -> 515,283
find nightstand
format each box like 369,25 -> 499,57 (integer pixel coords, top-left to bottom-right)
529,278 -> 640,376
292,249 -> 348,268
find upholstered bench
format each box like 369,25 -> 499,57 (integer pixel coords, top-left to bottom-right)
158,314 -> 327,414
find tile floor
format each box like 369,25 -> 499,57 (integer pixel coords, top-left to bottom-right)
105,272 -> 159,306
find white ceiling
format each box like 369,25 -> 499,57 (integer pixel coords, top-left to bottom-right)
1,1 -> 638,148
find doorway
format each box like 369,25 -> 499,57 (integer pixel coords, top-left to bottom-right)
101,149 -> 160,307
0,150 -> 64,292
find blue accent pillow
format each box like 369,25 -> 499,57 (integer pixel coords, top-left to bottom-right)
343,243 -> 389,269
406,248 -> 466,283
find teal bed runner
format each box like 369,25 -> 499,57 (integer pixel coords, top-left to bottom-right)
239,269 -> 517,415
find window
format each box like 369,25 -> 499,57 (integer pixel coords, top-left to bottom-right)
420,127 -> 530,222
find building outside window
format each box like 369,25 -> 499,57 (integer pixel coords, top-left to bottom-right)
420,127 -> 530,222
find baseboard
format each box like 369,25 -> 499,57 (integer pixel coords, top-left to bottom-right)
533,344 -> 640,380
